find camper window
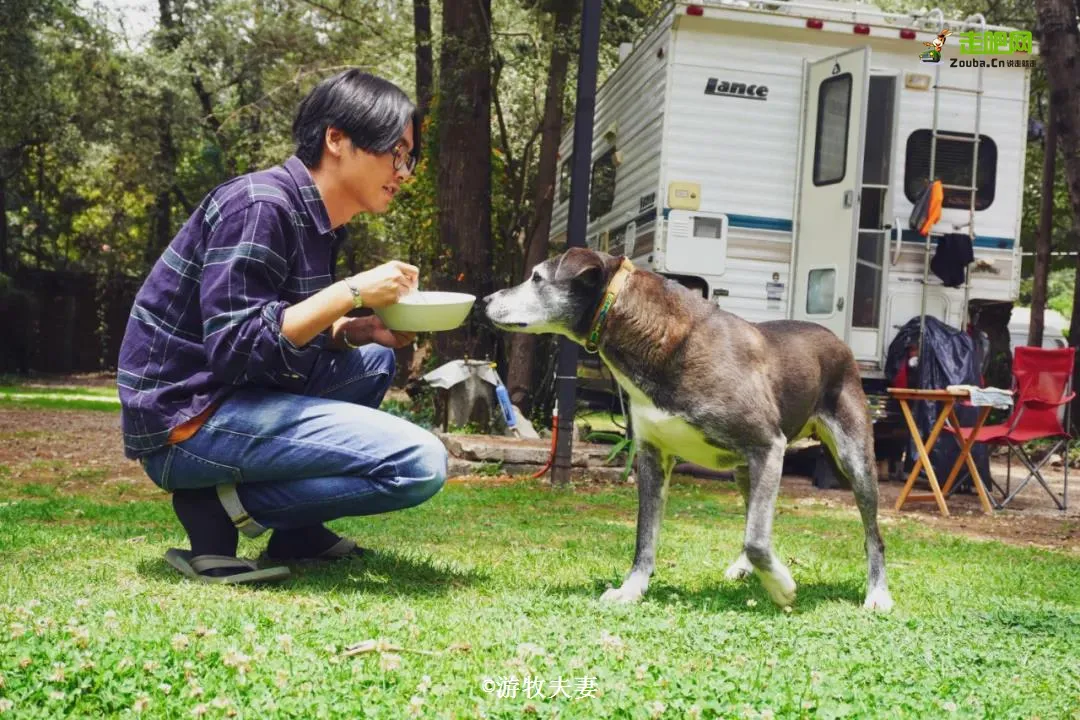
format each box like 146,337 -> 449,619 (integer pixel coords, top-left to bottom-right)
813,73 -> 853,187
559,158 -> 571,204
807,268 -> 836,314
904,130 -> 997,210
589,149 -> 617,221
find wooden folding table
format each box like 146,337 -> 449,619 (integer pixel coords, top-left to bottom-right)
888,387 -> 1004,517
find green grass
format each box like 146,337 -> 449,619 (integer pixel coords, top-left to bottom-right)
1,479 -> 1079,719
0,385 -> 118,398
0,385 -> 120,413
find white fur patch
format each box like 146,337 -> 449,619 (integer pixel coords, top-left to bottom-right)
605,361 -> 744,470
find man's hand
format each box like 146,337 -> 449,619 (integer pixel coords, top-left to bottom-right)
338,316 -> 415,350
344,261 -> 419,309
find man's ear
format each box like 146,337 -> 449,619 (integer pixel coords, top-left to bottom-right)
324,127 -> 347,159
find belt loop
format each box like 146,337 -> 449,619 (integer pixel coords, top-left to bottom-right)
215,483 -> 268,538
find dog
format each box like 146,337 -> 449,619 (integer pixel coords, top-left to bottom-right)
482,248 -> 892,611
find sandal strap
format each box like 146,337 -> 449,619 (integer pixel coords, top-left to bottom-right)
216,483 -> 268,539
190,555 -> 258,573
319,538 -> 358,559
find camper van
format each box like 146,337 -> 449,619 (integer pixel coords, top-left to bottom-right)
552,0 -> 1031,398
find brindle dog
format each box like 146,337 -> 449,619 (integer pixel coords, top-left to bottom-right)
482,248 -> 892,611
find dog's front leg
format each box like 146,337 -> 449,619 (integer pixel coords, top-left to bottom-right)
743,437 -> 797,607
601,441 -> 673,604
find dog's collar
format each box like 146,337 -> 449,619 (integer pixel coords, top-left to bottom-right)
584,258 -> 636,354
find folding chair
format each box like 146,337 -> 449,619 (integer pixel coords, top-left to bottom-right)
949,347 -> 1074,510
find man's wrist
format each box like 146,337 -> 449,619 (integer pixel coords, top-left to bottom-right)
340,317 -> 369,349
341,277 -> 364,309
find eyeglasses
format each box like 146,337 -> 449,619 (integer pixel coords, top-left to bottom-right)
390,141 -> 417,174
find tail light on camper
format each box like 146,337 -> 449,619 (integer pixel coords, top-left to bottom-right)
806,18 -> 824,30
686,4 -> 704,16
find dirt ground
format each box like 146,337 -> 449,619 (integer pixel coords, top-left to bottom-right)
1,405 -> 1077,553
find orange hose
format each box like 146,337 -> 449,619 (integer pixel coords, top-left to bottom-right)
531,409 -> 559,479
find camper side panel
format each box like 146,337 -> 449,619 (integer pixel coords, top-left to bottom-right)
549,14 -> 671,257
662,25 -> 810,322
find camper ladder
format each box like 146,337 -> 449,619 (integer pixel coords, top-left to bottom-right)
918,13 -> 987,360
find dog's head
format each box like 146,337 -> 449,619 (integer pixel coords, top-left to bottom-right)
482,247 -> 625,343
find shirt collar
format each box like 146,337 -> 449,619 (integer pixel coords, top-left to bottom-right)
284,155 -> 333,236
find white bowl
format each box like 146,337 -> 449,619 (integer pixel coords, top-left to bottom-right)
373,291 -> 476,332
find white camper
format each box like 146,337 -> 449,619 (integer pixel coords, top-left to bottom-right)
551,0 -> 1032,388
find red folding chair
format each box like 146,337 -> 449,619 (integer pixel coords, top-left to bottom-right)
949,347 -> 1073,510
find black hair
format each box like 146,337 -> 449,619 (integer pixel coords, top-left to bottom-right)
292,69 -> 420,168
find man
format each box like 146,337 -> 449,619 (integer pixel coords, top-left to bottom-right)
117,69 -> 448,584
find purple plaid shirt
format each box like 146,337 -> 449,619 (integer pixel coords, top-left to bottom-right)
117,156 -> 344,459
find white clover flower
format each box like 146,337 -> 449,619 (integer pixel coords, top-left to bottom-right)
408,696 -> 424,717
276,634 -> 293,653
191,703 -> 208,717
49,663 -> 66,683
8,623 -> 25,639
74,598 -> 90,610
221,649 -> 251,674
0,698 -> 12,714
379,653 -> 403,672
132,696 -> 150,713
649,701 -> 666,718
172,633 -> 191,651
599,631 -> 624,651
746,599 -> 758,607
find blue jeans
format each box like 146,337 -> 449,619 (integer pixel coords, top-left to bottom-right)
139,344 -> 447,530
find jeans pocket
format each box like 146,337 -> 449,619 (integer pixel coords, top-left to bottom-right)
140,446 -> 176,491
163,444 -> 243,491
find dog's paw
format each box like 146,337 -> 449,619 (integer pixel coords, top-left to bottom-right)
600,576 -> 648,605
723,553 -> 753,581
863,587 -> 894,612
758,566 -> 797,608
599,587 -> 643,604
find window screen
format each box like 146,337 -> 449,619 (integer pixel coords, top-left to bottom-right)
589,149 -> 617,221
813,73 -> 852,186
559,158 -> 571,204
904,130 -> 997,210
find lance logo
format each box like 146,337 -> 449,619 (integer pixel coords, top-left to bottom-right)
704,78 -> 769,101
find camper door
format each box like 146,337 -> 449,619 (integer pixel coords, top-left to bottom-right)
792,47 -> 870,342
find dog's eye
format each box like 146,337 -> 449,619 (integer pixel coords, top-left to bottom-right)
532,272 -> 542,283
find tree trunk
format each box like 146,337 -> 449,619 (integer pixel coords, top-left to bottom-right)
434,0 -> 494,363
505,0 -> 576,411
1034,0 -> 1080,428
1029,102 -> 1057,348
147,0 -> 178,267
0,173 -> 8,275
413,0 -> 434,118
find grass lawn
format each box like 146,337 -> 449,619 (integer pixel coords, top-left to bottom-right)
1,473 -> 1079,719
0,385 -> 120,413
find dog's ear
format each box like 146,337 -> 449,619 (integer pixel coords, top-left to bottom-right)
571,262 -> 604,290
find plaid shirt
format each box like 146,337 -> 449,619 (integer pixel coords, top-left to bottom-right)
117,156 -> 344,459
